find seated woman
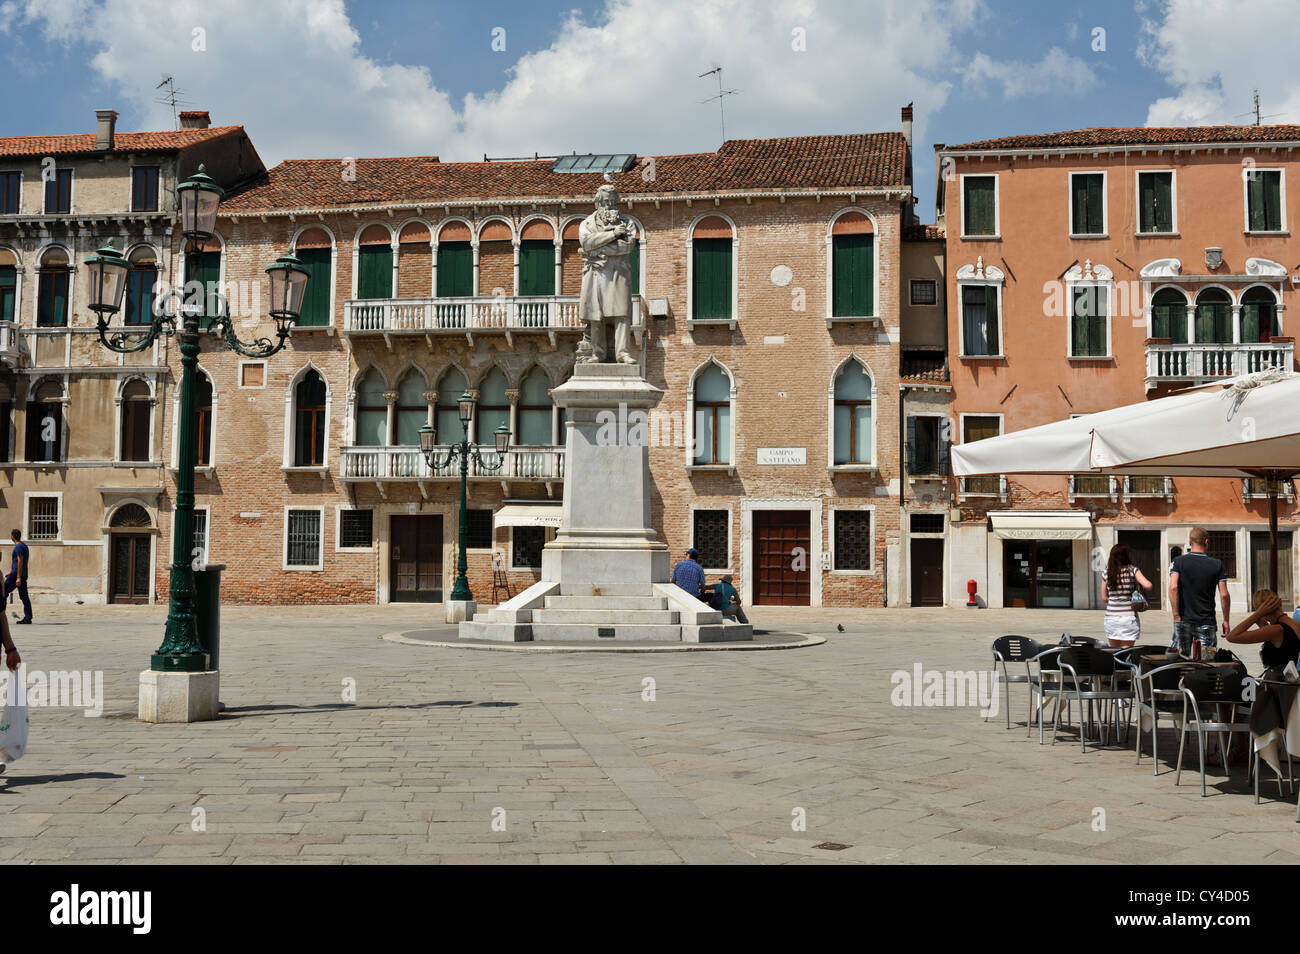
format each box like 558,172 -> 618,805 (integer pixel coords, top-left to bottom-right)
1226,589 -> 1300,669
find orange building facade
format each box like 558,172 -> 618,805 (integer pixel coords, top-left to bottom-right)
937,125 -> 1300,613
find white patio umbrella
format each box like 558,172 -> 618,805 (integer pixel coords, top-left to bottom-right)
950,370 -> 1300,590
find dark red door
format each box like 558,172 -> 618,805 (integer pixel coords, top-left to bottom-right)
752,510 -> 811,605
391,515 -> 443,602
910,538 -> 944,607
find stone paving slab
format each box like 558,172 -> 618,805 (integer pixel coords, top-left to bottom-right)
0,603 -> 1298,864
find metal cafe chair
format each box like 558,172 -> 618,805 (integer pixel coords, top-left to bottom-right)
990,635 -> 1044,731
1136,661 -> 1206,775
1053,646 -> 1133,753
1029,646 -> 1068,744
1176,668 -> 1253,797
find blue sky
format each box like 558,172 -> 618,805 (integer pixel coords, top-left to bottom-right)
1,0 -> 1293,220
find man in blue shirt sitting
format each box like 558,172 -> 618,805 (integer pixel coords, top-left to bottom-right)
670,548 -> 706,599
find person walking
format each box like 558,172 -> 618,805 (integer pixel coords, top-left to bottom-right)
670,547 -> 706,599
5,531 -> 31,625
1170,527 -> 1229,656
709,574 -> 749,624
1101,543 -> 1152,647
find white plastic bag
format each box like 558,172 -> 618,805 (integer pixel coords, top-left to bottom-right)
0,702 -> 28,762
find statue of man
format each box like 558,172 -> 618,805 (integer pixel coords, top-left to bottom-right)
577,185 -> 637,364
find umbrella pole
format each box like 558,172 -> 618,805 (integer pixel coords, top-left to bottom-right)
1269,475 -> 1279,593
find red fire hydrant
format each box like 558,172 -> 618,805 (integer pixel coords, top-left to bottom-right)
967,579 -> 979,608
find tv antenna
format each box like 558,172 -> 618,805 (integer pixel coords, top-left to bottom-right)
1238,89 -> 1285,126
155,75 -> 188,128
698,66 -> 739,143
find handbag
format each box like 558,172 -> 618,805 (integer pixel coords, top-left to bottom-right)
0,699 -> 28,763
1129,568 -> 1149,613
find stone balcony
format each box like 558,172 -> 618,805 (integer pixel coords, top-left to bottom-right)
1145,338 -> 1294,389
343,294 -> 644,348
0,321 -> 24,367
340,444 -> 564,493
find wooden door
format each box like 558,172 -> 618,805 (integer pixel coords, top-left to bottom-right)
1118,530 -> 1162,609
109,533 -> 150,604
1251,530 -> 1294,611
752,510 -> 810,605
910,538 -> 944,607
391,515 -> 443,603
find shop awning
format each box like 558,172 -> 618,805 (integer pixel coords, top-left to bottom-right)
987,511 -> 1093,541
493,504 -> 562,528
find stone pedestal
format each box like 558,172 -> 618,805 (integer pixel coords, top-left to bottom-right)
459,363 -> 751,644
445,599 -> 477,623
139,669 -> 219,723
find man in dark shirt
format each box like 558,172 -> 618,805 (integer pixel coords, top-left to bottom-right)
709,574 -> 749,624
5,529 -> 31,625
1169,527 -> 1229,655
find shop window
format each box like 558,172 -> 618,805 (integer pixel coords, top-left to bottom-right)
512,526 -> 545,568
466,509 -> 493,549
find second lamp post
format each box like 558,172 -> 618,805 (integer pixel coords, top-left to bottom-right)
419,392 -> 510,613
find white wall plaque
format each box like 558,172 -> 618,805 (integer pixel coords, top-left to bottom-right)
757,447 -> 807,466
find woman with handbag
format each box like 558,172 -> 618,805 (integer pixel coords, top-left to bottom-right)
1102,543 -> 1153,647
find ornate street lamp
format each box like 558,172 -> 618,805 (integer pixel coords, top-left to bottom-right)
86,164 -> 307,672
418,394 -> 511,605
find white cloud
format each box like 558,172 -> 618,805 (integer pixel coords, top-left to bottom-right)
4,0 -> 980,167
1140,0 -> 1300,126
961,46 -> 1097,100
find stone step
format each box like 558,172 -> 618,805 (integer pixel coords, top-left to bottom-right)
558,583 -> 653,597
530,623 -> 682,642
533,608 -> 679,625
543,595 -> 669,611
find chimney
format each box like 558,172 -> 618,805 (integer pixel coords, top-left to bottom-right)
95,109 -> 118,151
179,111 -> 211,130
901,103 -> 915,223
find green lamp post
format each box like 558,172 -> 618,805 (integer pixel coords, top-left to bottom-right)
419,393 -> 511,604
85,164 -> 309,672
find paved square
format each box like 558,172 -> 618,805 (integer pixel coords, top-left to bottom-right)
1,603 -> 1297,864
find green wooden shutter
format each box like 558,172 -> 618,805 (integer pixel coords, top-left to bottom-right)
1073,175 -> 1103,234
191,251 -> 221,329
693,238 -> 732,320
436,242 -> 472,297
0,266 -> 14,322
904,415 -> 917,476
1246,172 -> 1279,231
1248,174 -> 1266,231
357,244 -> 393,300
519,240 -> 555,296
832,233 -> 873,317
984,285 -> 999,353
964,177 -> 995,235
1153,173 -> 1172,232
294,247 -> 331,327
39,271 -> 68,327
629,240 -> 640,296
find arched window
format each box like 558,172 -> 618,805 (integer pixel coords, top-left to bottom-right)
1242,286 -> 1280,342
37,246 -> 69,327
435,367 -> 468,444
120,380 -> 151,462
124,246 -> 158,326
194,371 -> 214,466
519,220 -> 556,297
293,227 -> 332,327
0,248 -> 16,322
1195,288 -> 1232,344
833,361 -> 873,465
436,221 -> 473,298
395,370 -> 427,446
517,368 -> 553,446
691,216 -> 733,321
110,503 -> 152,528
356,225 -> 392,300
293,370 -> 327,466
1150,288 -> 1188,343
692,364 -> 732,465
187,236 -> 223,330
477,369 -> 509,446
0,370 -> 14,463
831,211 -> 874,318
354,369 -> 387,447
26,380 -> 63,462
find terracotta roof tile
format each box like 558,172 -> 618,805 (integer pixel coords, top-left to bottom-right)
946,124 -> 1300,152
221,132 -> 909,213
0,125 -> 245,158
